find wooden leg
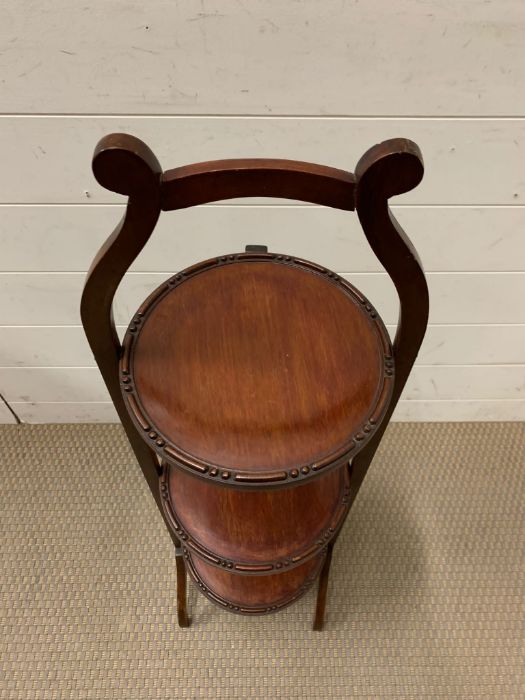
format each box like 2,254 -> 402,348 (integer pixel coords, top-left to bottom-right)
175,540 -> 191,628
156,459 -> 191,627
313,541 -> 334,631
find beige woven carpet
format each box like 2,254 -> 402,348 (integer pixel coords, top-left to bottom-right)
0,423 -> 523,699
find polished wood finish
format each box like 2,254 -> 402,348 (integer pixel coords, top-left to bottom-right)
165,463 -> 350,569
81,133 -> 428,629
175,551 -> 190,628
349,140 -> 429,510
81,135 -> 190,628
313,541 -> 334,631
189,552 -> 324,614
125,255 -> 392,484
161,158 -> 355,210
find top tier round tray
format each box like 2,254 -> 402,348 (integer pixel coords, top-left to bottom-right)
81,134 -> 429,629
121,253 -> 393,486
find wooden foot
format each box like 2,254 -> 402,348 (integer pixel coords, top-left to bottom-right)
313,542 -> 334,631
175,547 -> 191,627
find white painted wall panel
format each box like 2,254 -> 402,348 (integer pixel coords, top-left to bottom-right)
405,366 -> 525,401
1,117 -> 524,205
12,402 -> 119,424
1,272 -> 524,327
392,400 -> 525,422
0,401 -> 16,423
416,325 -> 525,366
0,3 -> 523,422
12,400 -> 525,425
2,1 -> 524,116
1,366 -> 523,403
2,324 -> 525,369
1,205 -> 524,273
0,368 -> 109,403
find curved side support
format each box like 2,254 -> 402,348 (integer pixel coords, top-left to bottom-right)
80,133 -> 163,502
349,138 -> 429,502
161,158 -> 355,210
81,134 -> 191,625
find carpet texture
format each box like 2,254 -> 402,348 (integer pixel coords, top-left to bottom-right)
0,422 -> 523,699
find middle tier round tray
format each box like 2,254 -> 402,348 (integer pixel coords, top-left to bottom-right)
120,251 -> 394,613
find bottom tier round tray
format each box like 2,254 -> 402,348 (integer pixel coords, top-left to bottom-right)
187,552 -> 326,614
160,460 -> 351,612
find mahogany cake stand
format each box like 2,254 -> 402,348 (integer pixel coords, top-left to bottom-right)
81,134 -> 429,630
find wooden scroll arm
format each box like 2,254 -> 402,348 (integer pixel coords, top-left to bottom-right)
161,158 -> 356,210
349,138 -> 430,500
80,133 -> 164,502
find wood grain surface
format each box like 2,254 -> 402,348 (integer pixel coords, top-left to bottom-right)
167,463 -> 349,567
130,258 -> 390,474
189,552 -> 324,613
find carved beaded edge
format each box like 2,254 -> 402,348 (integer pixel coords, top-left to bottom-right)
184,550 -> 326,616
120,252 -> 395,488
159,461 -> 352,575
